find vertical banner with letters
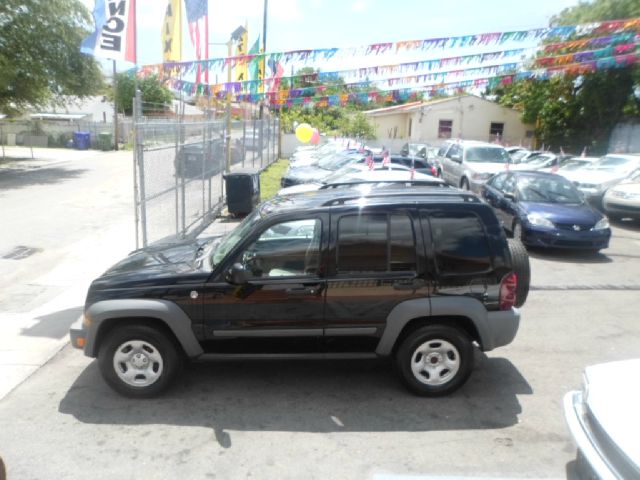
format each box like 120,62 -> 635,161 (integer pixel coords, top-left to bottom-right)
81,0 -> 137,63
162,0 -> 182,62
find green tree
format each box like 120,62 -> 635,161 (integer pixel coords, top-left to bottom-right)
114,73 -> 174,116
0,0 -> 104,115
488,0 -> 640,152
341,112 -> 376,139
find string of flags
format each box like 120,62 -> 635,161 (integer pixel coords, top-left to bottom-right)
138,17 -> 640,77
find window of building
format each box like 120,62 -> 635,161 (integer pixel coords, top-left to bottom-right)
490,122 -> 504,142
438,120 -> 453,139
337,213 -> 416,273
408,118 -> 413,138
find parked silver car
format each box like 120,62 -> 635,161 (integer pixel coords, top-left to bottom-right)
564,359 -> 640,479
603,168 -> 640,220
559,154 -> 640,207
436,140 -> 515,192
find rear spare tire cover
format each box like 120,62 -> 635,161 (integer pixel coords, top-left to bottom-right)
507,239 -> 530,307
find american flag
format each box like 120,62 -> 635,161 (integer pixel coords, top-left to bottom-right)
382,148 -> 390,167
410,160 -> 415,179
366,152 -> 374,170
185,0 -> 208,84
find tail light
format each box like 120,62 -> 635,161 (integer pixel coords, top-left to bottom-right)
499,272 -> 517,310
431,166 -> 438,176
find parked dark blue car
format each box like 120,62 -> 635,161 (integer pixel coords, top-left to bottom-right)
481,171 -> 611,251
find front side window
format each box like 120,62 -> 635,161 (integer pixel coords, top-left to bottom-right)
488,172 -> 508,191
337,213 -> 416,273
426,211 -> 492,275
238,218 -> 322,278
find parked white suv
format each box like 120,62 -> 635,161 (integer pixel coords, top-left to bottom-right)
437,140 -> 512,192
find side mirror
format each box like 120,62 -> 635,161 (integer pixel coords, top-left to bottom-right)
504,192 -> 517,202
451,154 -> 462,163
225,263 -> 249,284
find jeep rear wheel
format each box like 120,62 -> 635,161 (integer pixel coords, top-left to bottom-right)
396,325 -> 474,396
98,324 -> 183,398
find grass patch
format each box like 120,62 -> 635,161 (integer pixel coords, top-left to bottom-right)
260,159 -> 289,200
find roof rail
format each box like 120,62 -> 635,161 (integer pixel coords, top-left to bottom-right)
320,188 -> 480,207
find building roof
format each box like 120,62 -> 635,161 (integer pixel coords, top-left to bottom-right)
364,94 -> 518,117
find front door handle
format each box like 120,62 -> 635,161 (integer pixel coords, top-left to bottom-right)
286,286 -> 320,296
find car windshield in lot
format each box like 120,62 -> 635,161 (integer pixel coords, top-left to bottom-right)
517,175 -> 583,204
585,156 -> 635,171
317,152 -> 358,171
465,147 -> 510,163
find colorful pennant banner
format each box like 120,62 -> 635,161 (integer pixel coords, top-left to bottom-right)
138,17 -> 640,76
166,53 -> 638,107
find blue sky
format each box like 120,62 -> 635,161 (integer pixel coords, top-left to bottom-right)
83,0 -> 582,66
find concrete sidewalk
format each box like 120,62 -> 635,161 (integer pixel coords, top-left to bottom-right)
0,152 -> 240,401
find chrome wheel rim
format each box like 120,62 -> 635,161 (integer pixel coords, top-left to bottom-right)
113,340 -> 164,387
410,339 -> 460,386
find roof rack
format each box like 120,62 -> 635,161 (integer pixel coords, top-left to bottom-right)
320,187 -> 480,207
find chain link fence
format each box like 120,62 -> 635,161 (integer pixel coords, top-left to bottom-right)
133,94 -> 280,248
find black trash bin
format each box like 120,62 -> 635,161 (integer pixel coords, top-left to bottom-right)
224,168 -> 260,216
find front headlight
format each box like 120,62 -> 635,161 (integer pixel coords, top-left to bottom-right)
527,213 -> 554,228
593,218 -> 610,230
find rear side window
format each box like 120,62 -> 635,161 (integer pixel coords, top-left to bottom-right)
337,213 -> 416,273
425,211 -> 492,275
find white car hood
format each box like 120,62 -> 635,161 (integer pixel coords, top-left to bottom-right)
584,359 -> 640,467
467,162 -> 512,175
562,169 -> 624,185
608,181 -> 640,195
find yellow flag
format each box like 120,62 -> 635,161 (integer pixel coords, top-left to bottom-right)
162,0 -> 182,62
235,26 -> 249,85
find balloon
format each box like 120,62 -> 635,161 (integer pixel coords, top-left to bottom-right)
310,128 -> 320,145
295,123 -> 313,143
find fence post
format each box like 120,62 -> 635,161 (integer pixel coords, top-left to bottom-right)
133,89 -> 146,248
259,119 -> 264,169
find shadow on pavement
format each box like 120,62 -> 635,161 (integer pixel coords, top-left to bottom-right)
0,167 -> 87,190
21,306 -> 83,339
59,352 -> 531,448
527,247 -> 612,264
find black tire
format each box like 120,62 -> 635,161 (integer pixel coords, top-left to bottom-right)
460,177 -> 470,190
98,324 -> 183,398
508,238 -> 530,308
396,324 -> 474,397
512,220 -> 524,242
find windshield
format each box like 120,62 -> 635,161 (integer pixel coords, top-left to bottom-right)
517,176 -> 582,204
322,164 -> 365,183
560,159 -> 590,171
465,147 -> 510,163
317,152 -> 356,170
211,209 -> 263,268
586,156 -> 635,171
524,154 -> 555,167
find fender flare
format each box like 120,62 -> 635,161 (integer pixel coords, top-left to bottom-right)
375,297 -> 493,356
84,299 -> 204,358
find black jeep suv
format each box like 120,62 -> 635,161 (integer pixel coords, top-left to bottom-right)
70,187 -> 529,398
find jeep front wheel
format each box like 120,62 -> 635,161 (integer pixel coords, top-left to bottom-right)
98,324 -> 183,398
396,325 -> 473,396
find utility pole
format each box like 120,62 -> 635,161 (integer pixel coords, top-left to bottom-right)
259,0 -> 268,119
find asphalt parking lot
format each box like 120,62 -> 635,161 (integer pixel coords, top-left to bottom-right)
0,219 -> 639,480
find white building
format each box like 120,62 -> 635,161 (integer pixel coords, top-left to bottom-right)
365,95 -> 535,147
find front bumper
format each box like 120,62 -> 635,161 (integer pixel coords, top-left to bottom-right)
522,225 -> 610,250
603,197 -> 640,219
69,316 -> 88,351
563,391 -> 627,480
